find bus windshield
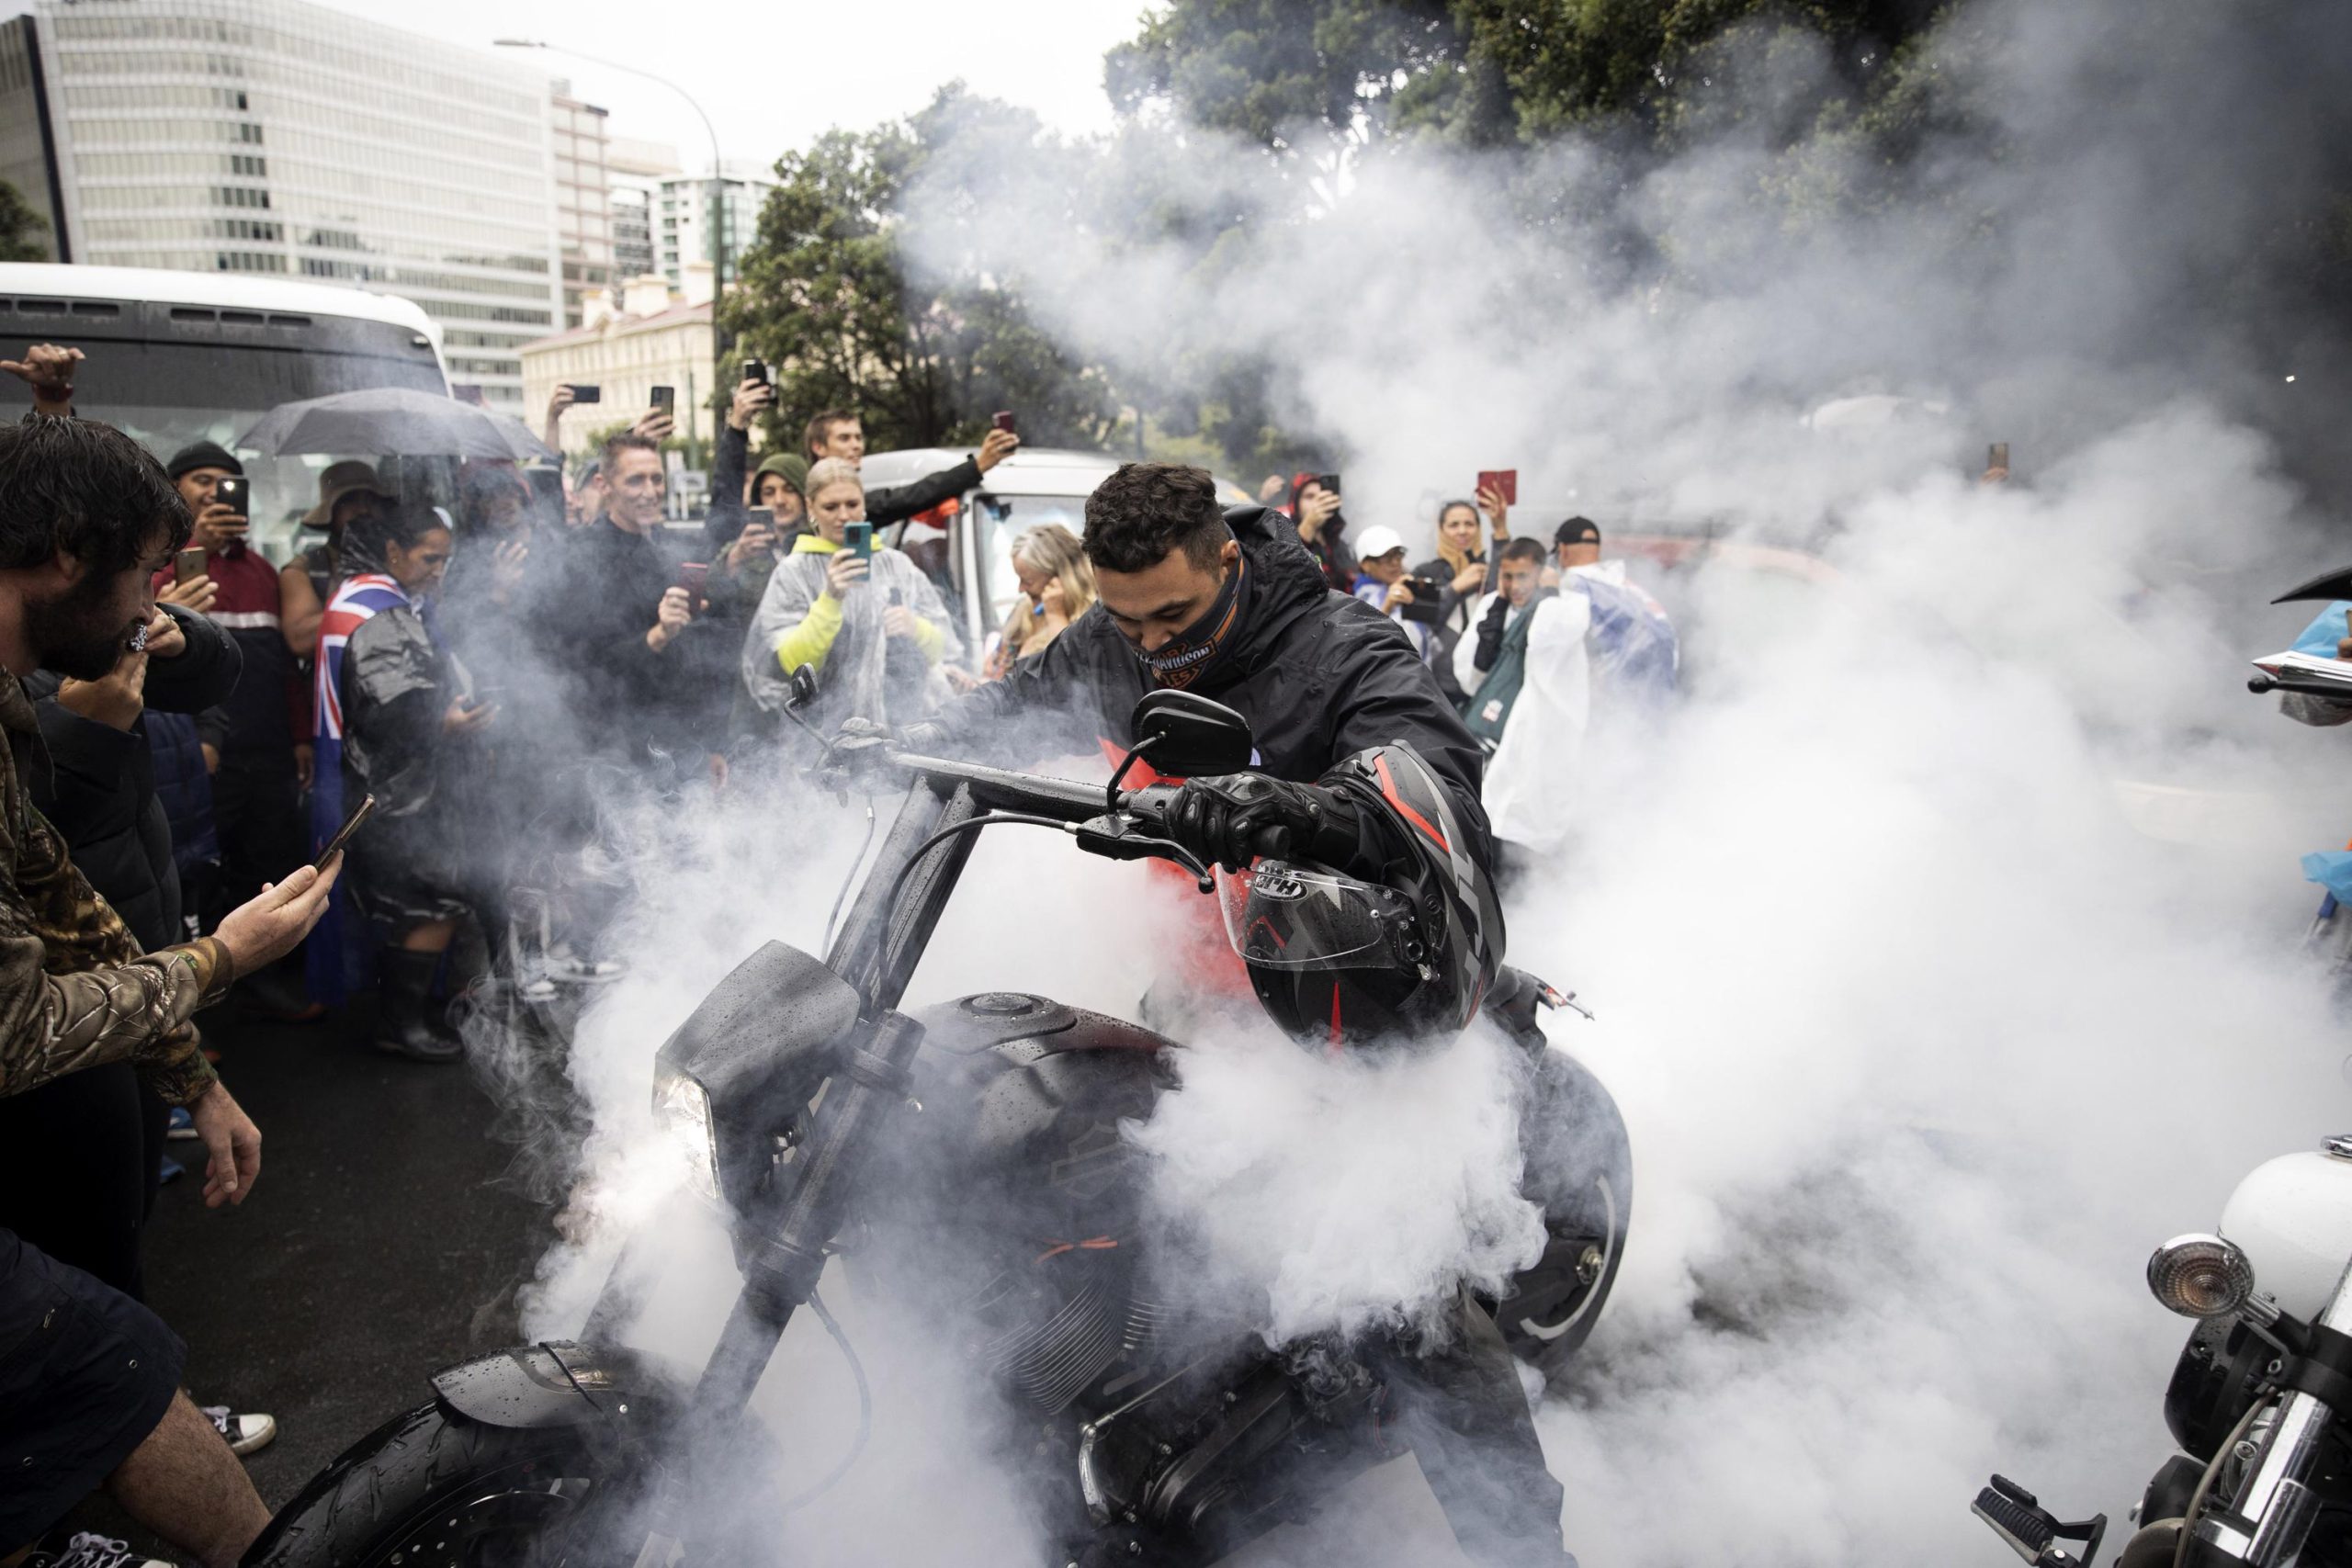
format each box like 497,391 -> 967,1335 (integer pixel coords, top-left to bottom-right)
0,286 -> 447,559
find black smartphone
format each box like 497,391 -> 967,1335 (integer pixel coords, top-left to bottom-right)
570,384 -> 602,405
742,360 -> 769,388
650,386 -> 675,413
1316,472 -> 1340,497
1989,442 -> 2009,470
312,793 -> 376,870
213,475 -> 248,513
525,465 -> 564,521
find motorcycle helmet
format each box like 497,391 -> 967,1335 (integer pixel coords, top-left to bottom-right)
1218,743 -> 1502,1048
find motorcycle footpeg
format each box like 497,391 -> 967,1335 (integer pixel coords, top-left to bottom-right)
1972,1475 -> 2108,1568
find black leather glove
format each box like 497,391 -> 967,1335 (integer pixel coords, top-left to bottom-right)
1472,592 -> 1510,672
1165,772 -> 1358,874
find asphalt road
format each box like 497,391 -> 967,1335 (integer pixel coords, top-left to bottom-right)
141,1000 -> 554,1507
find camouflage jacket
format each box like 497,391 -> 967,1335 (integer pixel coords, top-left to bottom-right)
0,674 -> 229,1106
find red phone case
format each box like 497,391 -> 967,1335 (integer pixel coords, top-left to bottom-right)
1477,470 -> 1519,505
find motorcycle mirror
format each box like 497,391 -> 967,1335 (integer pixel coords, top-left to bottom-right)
2273,564 -> 2352,604
786,663 -> 820,712
1129,690 -> 1254,778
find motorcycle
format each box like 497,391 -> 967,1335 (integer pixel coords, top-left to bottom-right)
1967,581 -> 2352,1568
249,682 -> 1632,1568
1972,1134 -> 2352,1568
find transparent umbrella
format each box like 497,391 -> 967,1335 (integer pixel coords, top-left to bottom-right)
237,387 -> 553,461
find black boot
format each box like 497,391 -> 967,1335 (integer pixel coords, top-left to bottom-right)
374,950 -> 464,1063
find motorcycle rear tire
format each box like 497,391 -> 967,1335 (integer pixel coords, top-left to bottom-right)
244,1400 -> 628,1568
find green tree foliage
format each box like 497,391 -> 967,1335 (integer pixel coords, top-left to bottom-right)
0,180 -> 51,264
722,86 -> 1120,456
1107,0 -> 1947,151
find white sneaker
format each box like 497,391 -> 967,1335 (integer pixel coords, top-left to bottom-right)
201,1404 -> 277,1456
28,1532 -> 173,1568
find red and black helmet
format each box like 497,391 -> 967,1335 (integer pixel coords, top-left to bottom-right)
1218,744 -> 1503,1049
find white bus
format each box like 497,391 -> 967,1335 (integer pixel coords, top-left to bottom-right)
0,265 -> 447,556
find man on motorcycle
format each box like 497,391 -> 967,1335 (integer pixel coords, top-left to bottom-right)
907,462 -> 1574,1567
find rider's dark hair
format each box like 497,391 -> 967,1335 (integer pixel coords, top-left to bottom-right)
1084,462 -> 1229,574
1499,536 -> 1548,566
0,414 -> 190,578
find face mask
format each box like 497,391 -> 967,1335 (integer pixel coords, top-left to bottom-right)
1139,554 -> 1249,690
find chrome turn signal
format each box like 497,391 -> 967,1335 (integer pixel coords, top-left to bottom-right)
2146,1234 -> 2256,1319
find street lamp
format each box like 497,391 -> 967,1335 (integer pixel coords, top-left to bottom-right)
495,39 -> 733,468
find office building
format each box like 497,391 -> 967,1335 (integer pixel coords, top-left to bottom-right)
548,85 -> 612,332
657,162 -> 770,291
0,0 -> 566,410
606,134 -> 676,286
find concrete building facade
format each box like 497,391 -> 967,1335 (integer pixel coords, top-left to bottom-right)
0,0 -> 566,410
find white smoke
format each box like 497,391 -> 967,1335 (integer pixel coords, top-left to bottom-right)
491,0 -> 2352,1562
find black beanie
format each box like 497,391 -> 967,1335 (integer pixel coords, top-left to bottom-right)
165,440 -> 242,481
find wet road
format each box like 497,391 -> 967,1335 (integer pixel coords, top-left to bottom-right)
141,1003 -> 553,1507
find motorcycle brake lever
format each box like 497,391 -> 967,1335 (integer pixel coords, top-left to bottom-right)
1533,979 -> 1595,1021
1073,814 -> 1216,892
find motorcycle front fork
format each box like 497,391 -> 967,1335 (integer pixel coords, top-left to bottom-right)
627,1009 -> 929,1568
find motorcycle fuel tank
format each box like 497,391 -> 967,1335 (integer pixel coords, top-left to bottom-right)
2220,1139 -> 2352,1321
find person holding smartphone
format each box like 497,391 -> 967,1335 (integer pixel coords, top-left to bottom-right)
1415,499 -> 1490,704
153,442 -> 320,1015
739,457 -> 962,735
311,504 -> 485,1061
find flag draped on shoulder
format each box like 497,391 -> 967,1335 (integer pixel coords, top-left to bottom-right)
306,571 -> 409,1004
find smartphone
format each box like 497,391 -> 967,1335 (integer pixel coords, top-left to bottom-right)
843,521 -> 874,559
992,410 -> 1016,434
525,465 -> 564,521
650,386 -> 675,413
1989,442 -> 2009,470
677,561 -> 710,600
174,545 -> 207,585
1317,472 -> 1340,497
312,793 -> 376,870
1476,468 -> 1519,506
570,384 -> 602,405
213,474 -> 248,513
742,360 -> 769,388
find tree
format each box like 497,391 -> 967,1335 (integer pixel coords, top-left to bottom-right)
1108,0 -> 1948,152
721,86 -> 1122,456
0,181 -> 50,264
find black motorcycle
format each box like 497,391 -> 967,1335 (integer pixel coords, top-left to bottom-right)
251,686 -> 1631,1568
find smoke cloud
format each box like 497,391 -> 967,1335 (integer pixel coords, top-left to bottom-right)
488,0 -> 2352,1562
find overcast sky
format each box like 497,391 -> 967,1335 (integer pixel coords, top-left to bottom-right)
314,0 -> 1146,175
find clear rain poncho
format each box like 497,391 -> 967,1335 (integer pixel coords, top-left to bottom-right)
740,540 -> 965,731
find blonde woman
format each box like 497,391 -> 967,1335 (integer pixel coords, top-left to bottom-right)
989,524 -> 1097,678
741,458 -> 963,729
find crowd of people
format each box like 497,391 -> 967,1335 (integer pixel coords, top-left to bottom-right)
0,335 -> 1685,1568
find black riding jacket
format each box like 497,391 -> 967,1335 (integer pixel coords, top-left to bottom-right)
933,504 -> 1495,875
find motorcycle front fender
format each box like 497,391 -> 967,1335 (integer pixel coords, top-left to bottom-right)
430,1339 -> 677,1433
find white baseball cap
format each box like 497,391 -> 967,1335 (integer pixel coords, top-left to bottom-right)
1353,523 -> 1407,560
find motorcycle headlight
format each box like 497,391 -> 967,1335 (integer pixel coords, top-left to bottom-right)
2147,1234 -> 2257,1319
651,1069 -> 721,1203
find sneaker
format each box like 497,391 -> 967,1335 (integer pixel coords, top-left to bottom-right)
157,1155 -> 183,1185
26,1532 -> 173,1568
165,1106 -> 198,1141
201,1404 -> 277,1456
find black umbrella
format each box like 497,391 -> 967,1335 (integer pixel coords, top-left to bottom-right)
237,387 -> 553,461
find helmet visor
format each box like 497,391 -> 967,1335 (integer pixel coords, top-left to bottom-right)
1216,863 -> 1412,971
